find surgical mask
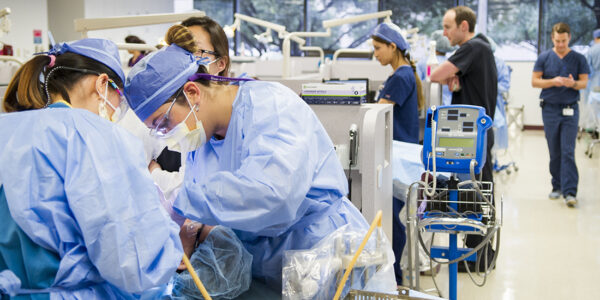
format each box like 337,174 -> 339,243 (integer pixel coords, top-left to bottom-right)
197,57 -> 220,75
161,91 -> 207,153
97,80 -> 128,122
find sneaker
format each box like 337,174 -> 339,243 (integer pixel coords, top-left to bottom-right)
548,190 -> 561,200
420,263 -> 441,276
565,195 -> 577,208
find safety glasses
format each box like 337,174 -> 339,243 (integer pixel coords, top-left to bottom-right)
150,89 -> 182,137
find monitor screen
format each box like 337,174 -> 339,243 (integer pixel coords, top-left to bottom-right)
438,137 -> 475,148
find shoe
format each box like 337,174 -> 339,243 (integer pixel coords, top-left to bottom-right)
420,263 -> 441,276
565,195 -> 577,208
548,190 -> 561,200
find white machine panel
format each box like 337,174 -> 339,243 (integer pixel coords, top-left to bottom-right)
309,104 -> 393,240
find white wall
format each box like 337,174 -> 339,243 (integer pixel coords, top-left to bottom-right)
48,0 -> 84,44
506,61 -> 543,127
0,0 -> 48,59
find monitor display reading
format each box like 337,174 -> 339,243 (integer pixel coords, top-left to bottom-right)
438,137 -> 475,148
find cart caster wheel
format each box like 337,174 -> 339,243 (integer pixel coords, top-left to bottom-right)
514,166 -> 519,172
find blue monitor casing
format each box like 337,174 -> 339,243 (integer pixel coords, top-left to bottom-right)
422,105 -> 493,174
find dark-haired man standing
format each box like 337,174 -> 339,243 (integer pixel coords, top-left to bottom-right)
430,6 -> 498,273
430,6 -> 497,182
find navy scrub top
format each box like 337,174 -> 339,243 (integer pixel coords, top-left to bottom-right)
378,65 -> 419,143
534,49 -> 589,105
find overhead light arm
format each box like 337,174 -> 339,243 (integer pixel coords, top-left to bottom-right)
282,10 -> 393,78
322,10 -> 392,28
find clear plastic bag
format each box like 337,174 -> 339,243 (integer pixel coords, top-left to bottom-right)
282,225 -> 396,299
171,226 -> 252,299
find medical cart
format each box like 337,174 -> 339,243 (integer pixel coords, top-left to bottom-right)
405,105 -> 502,300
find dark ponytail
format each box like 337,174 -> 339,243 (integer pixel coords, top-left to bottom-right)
3,52 -> 123,112
401,49 -> 425,111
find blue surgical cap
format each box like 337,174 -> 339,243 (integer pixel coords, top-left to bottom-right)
125,44 -> 200,121
48,39 -> 125,84
431,30 -> 456,54
594,29 -> 600,39
372,23 -> 410,51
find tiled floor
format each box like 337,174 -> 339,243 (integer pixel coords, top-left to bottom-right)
416,128 -> 600,300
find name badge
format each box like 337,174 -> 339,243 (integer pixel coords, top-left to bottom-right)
563,107 -> 574,116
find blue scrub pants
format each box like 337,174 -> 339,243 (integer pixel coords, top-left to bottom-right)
542,102 -> 579,197
392,196 -> 405,285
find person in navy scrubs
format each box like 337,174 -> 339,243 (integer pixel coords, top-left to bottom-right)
372,22 -> 423,143
371,22 -> 424,286
532,22 -> 589,208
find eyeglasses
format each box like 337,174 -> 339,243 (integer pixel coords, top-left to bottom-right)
150,89 -> 182,137
196,49 -> 219,58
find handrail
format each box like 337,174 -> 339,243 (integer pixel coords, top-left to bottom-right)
299,45 -> 324,70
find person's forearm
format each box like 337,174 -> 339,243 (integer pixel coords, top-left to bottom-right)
531,77 -> 557,89
571,79 -> 587,90
430,61 -> 459,83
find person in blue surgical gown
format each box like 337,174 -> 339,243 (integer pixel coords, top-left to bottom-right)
124,24 -> 370,291
416,30 -> 456,106
486,37 -> 511,151
583,29 -> 600,131
0,38 -> 183,299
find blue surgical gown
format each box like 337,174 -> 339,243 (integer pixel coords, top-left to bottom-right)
173,80 -> 369,290
493,57 -> 511,150
0,107 -> 183,299
584,43 -> 600,129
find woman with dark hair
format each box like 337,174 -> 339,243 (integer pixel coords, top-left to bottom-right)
371,22 -> 423,287
372,22 -> 423,143
0,39 -> 182,298
181,16 -> 231,76
125,24 -> 370,291
125,34 -> 147,67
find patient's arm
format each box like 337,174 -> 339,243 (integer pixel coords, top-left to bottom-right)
177,220 -> 214,271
